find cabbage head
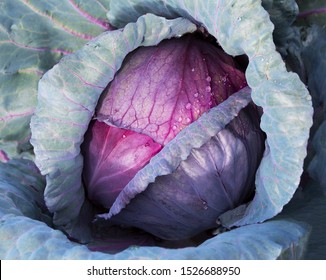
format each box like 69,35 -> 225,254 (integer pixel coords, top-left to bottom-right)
1,0 -> 325,260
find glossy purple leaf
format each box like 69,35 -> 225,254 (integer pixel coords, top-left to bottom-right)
96,34 -> 247,145
82,121 -> 162,208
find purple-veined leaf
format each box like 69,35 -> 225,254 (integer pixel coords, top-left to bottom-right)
97,34 -> 247,145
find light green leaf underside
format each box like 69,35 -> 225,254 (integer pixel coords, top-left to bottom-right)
107,0 -> 313,227
260,3 -> 326,191
0,0 -> 110,157
0,160 -> 310,259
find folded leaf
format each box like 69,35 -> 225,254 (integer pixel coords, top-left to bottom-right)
0,0 -> 112,158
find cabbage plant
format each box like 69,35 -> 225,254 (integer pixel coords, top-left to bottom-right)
0,0 -> 325,259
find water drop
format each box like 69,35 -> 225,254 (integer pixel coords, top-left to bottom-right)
194,92 -> 199,98
122,134 -> 126,138
237,17 -> 242,21
202,200 -> 208,210
205,86 -> 211,92
185,103 -> 192,110
178,116 -> 183,122
191,68 -> 195,72
206,76 -> 211,82
172,125 -> 177,130
186,117 -> 191,123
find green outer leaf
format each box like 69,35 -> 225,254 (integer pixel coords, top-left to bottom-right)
0,0 -> 111,158
0,159 -> 50,224
30,14 -> 197,231
261,1 -> 306,81
0,159 -> 310,259
0,161 -> 311,260
107,0 -> 313,228
0,216 -> 310,260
